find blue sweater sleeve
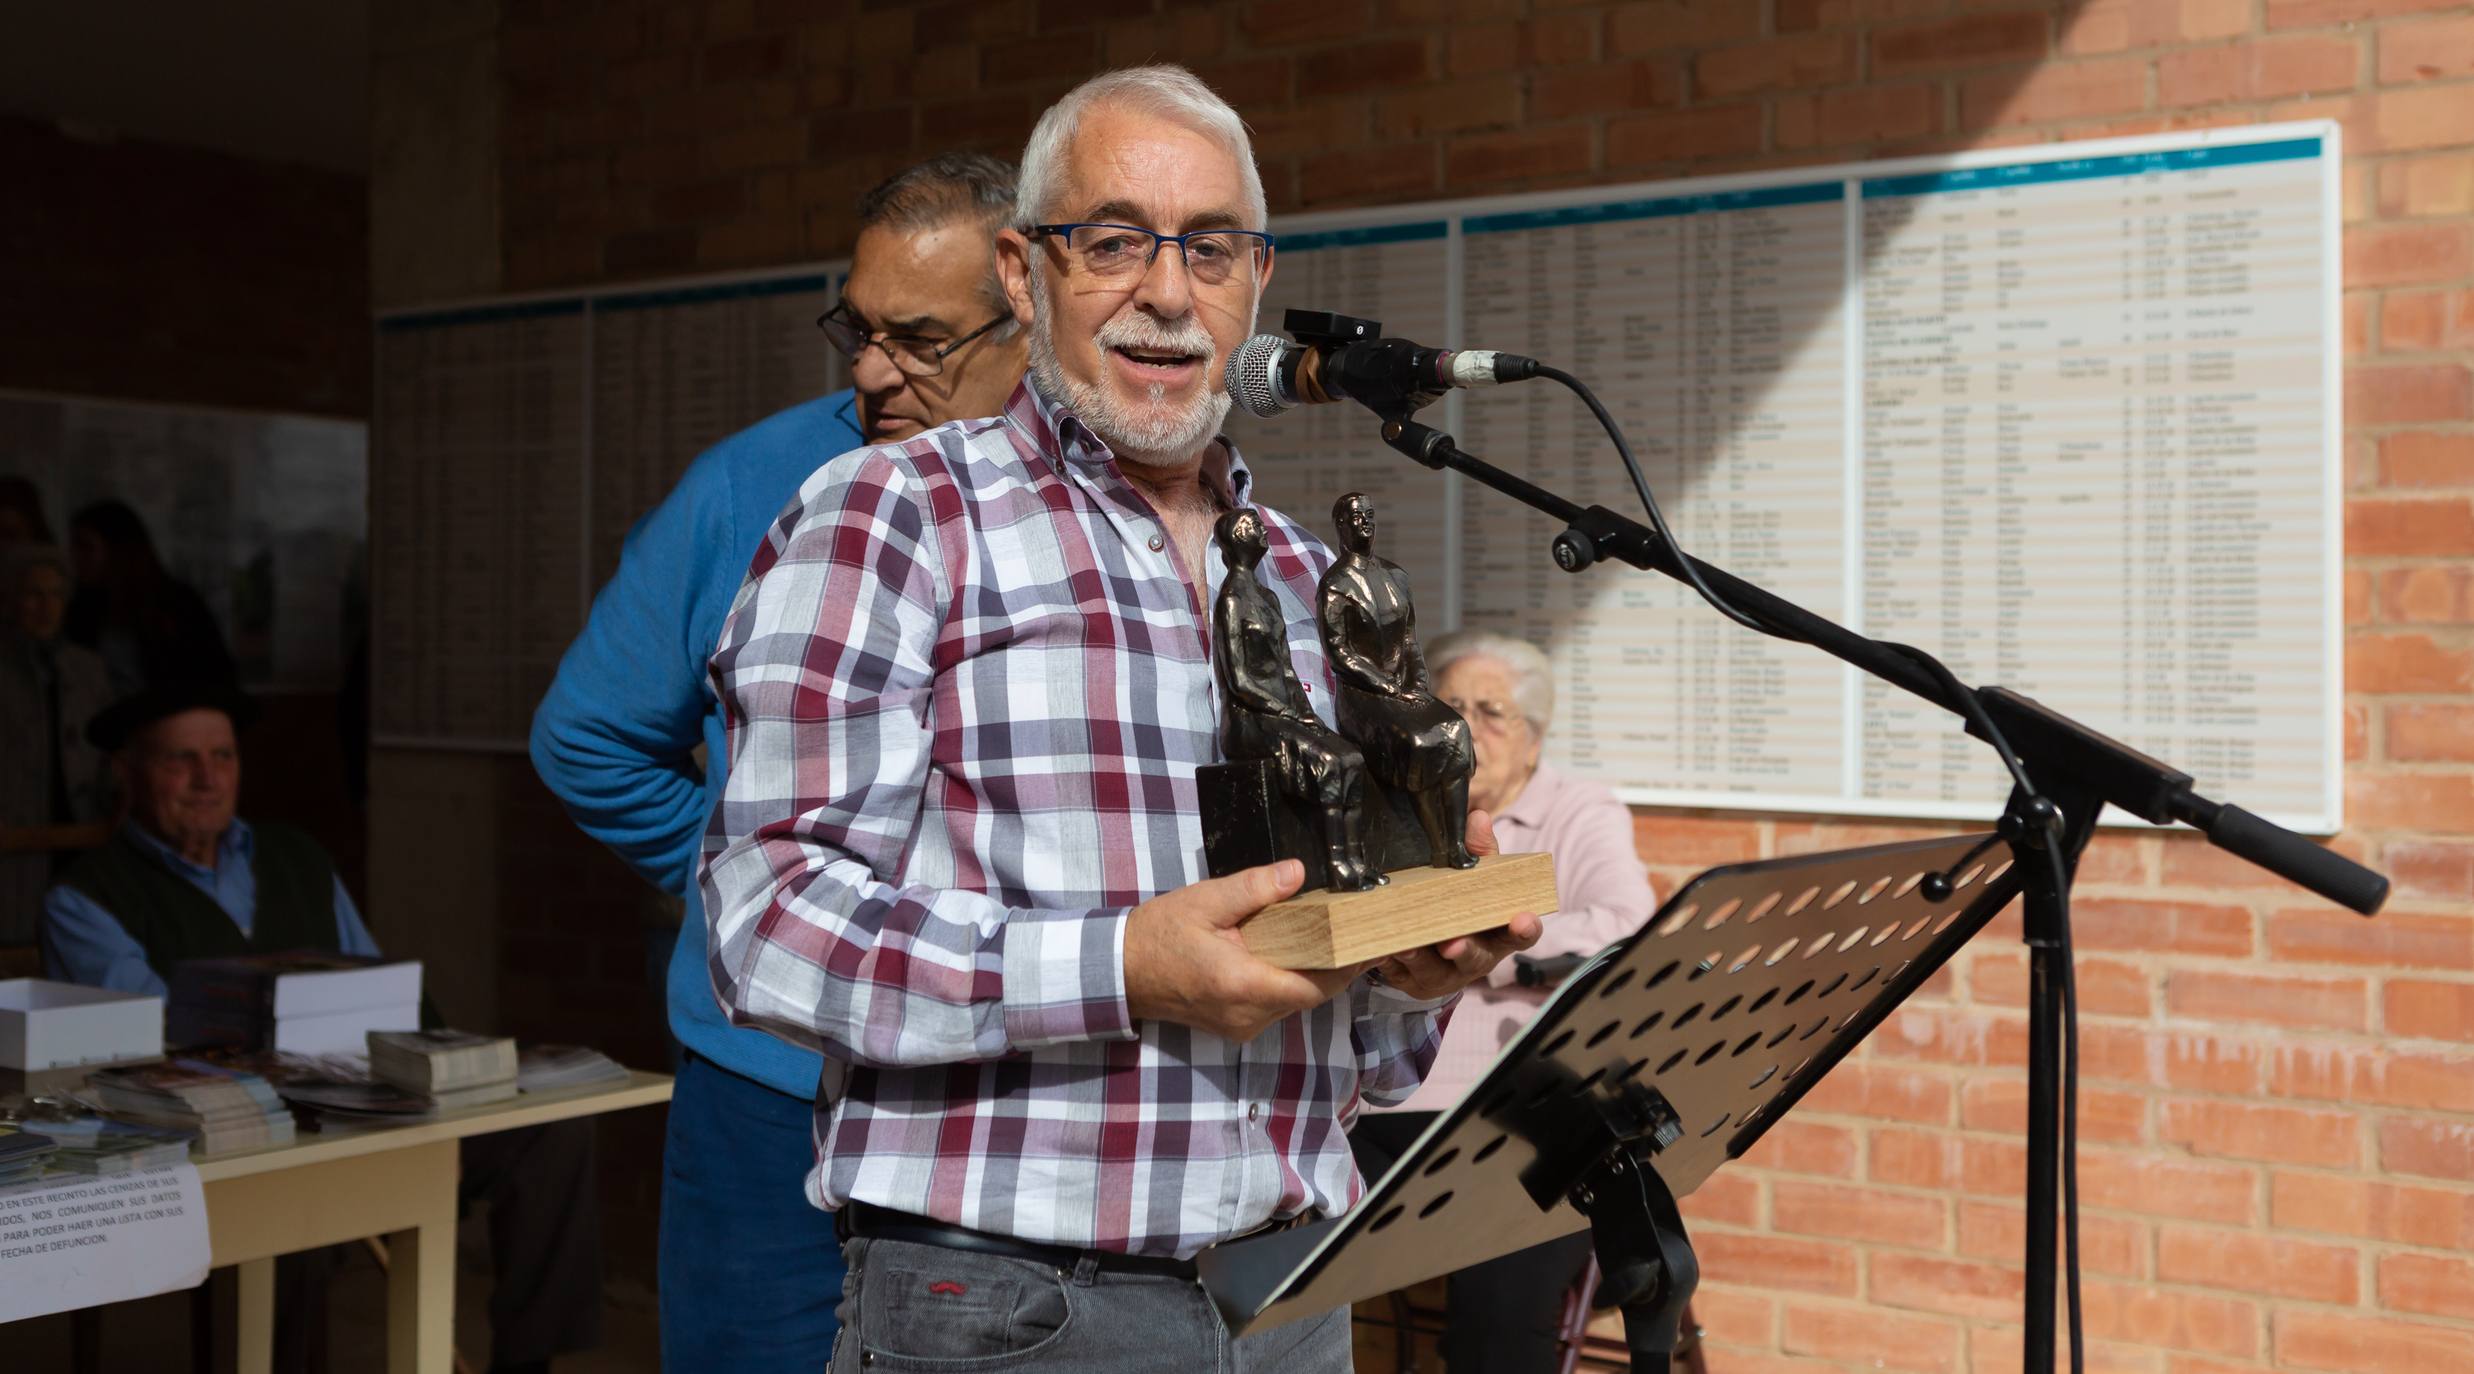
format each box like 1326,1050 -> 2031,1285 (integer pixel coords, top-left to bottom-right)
530,458 -> 739,899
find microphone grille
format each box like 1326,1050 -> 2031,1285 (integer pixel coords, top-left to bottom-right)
1225,333 -> 1293,419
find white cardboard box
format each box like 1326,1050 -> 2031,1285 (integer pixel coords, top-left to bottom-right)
266,960 -> 423,1021
273,1002 -> 422,1056
0,979 -> 164,1071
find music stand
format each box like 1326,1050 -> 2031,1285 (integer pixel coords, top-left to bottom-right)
1199,831 -> 2026,1373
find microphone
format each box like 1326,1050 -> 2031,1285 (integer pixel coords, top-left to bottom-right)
1224,332 -> 1541,419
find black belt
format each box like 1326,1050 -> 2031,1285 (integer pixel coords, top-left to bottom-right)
839,1200 -> 1315,1282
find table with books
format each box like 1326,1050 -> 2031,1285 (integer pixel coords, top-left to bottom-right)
5,1030 -> 670,1374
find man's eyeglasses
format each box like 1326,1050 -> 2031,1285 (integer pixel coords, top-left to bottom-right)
1443,696 -> 1526,732
816,302 -> 1011,378
1027,223 -> 1275,288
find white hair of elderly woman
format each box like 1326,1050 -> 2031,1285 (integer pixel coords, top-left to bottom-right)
1426,629 -> 1555,737
1014,64 -> 1268,231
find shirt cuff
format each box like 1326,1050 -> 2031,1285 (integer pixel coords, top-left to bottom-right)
1365,973 -> 1458,1016
999,905 -> 1137,1050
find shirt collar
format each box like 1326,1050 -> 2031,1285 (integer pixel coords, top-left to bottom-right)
1008,376 -> 1258,510
1496,762 -> 1560,832
124,816 -> 253,882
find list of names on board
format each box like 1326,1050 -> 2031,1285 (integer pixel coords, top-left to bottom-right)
589,276 -> 846,581
1856,140 -> 2328,820
373,306 -> 587,742
1456,184 -> 1853,802
1228,223 -> 1454,604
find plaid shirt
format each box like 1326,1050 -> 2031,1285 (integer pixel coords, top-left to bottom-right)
701,379 -> 1452,1257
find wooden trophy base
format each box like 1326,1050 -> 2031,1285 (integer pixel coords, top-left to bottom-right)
1239,851 -> 1559,969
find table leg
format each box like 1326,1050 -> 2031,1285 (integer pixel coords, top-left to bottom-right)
236,1257 -> 276,1374
384,1210 -> 457,1374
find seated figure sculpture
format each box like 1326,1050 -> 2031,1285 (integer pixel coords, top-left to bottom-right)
1212,508 -> 1381,891
1317,492 -> 1479,871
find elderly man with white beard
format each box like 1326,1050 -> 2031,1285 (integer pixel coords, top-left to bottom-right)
699,66 -> 1541,1372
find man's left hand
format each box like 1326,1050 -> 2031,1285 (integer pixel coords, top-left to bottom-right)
1371,808 -> 1543,1001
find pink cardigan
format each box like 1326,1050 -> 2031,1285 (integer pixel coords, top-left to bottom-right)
1374,763 -> 1659,1115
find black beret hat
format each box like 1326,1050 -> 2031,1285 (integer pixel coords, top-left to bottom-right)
87,680 -> 259,752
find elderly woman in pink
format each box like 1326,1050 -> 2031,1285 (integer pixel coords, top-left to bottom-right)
1351,628 -> 1657,1372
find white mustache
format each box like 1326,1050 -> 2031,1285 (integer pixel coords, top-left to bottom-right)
1096,311 -> 1214,361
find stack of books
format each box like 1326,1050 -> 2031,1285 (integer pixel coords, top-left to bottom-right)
516,1044 -> 630,1093
79,1060 -> 296,1154
0,1129 -> 58,1188
368,1029 -> 519,1111
16,1115 -> 194,1174
167,952 -> 421,1054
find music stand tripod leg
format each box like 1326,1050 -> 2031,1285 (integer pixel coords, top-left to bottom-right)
1572,1147 -> 1699,1374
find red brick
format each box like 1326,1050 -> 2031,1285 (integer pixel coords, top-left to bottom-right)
1605,104 -> 1764,166
2162,1099 -> 2359,1168
2377,154 -> 2474,219
1695,33 -> 1858,99
2072,0 -> 2251,53
2375,559 -> 2474,623
1873,1007 -> 2032,1067
2155,835 -> 2316,892
1797,1060 -> 1952,1125
1633,812 -> 1762,866
1777,0 -> 1945,29
1957,1201 -> 2146,1278
2168,969 -> 2368,1031
2349,699 -> 2372,758
2347,633 -> 2474,694
1444,123 -> 1595,188
1869,1254 -> 2023,1322
1373,76 -> 1521,140
2082,1280 -> 2259,1359
1239,0 -> 1370,46
2390,703 -> 2474,762
1696,1231 -> 1858,1297
2274,1308 -> 2474,1373
1297,143 -> 1438,207
2380,13 -> 2474,82
2159,38 -> 2360,106
1249,99 -> 1371,161
2389,839 -> 2474,900
2384,432 -> 2474,487
2387,978 -> 2474,1040
2158,1227 -> 2358,1302
1446,12 -> 1597,74
2269,0 -> 2464,26
2349,770 -> 2474,833
1780,1302 -> 1963,1374
1771,1179 -> 1947,1248
2381,1251 -> 2474,1320
1963,1077 -> 2147,1144
2078,1025 -> 2267,1095
1741,1119 -> 1860,1178
2077,833 -> 2153,885
1874,12 -> 2047,76
1963,58 -> 2149,128
2348,224 -> 2474,289
1099,9 -> 1228,68
1185,57 -> 1294,109
2071,897 -> 2255,957
2382,288 -> 2474,352
2350,364 -> 2472,424
1298,39 -> 1435,96
1681,1169 -> 1762,1228
2265,907 -> 2474,969
2352,497 -> 2474,556
2383,1114 -> 2474,1180
1677,1284 -> 1775,1347
2079,1150 -> 2257,1224
1605,1 -> 1762,56
1868,1126 -> 2026,1197
2372,84 -> 2474,153
1775,84 -> 1942,150
2268,1041 -> 2474,1112
2272,1171 -> 2474,1249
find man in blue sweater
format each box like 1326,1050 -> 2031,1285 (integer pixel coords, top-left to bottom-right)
530,152 -> 1027,1371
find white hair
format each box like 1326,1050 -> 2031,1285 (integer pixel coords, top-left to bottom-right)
1014,65 -> 1267,230
1428,630 -> 1556,736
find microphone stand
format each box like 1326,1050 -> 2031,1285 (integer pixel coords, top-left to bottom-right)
1372,410 -> 2388,1372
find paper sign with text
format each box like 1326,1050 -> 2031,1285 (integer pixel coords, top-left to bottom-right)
0,1164 -> 209,1323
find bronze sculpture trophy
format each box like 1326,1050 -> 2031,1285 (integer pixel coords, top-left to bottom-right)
1199,497 -> 1558,969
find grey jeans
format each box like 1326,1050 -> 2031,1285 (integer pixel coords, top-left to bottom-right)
828,1235 -> 1353,1373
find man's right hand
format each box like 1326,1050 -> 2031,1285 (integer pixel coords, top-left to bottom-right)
1124,859 -> 1367,1042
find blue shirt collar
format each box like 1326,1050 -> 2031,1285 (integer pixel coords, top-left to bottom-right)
123,817 -> 253,883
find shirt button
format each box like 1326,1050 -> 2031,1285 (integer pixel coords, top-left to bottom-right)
1148,534 -> 1165,552
1247,1103 -> 1261,1123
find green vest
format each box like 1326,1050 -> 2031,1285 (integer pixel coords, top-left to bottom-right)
60,823 -> 338,987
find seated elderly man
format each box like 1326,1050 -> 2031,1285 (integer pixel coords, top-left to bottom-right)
1351,629 -> 1658,1373
42,683 -> 602,1374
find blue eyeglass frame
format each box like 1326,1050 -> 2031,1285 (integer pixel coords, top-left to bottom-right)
1027,223 -> 1278,276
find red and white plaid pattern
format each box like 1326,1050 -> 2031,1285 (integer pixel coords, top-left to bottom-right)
702,380 -> 1451,1258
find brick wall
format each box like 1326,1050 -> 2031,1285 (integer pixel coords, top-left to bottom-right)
462,1 -> 2474,1368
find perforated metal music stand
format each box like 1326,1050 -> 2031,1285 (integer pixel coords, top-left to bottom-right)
1198,831 -> 2026,1373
